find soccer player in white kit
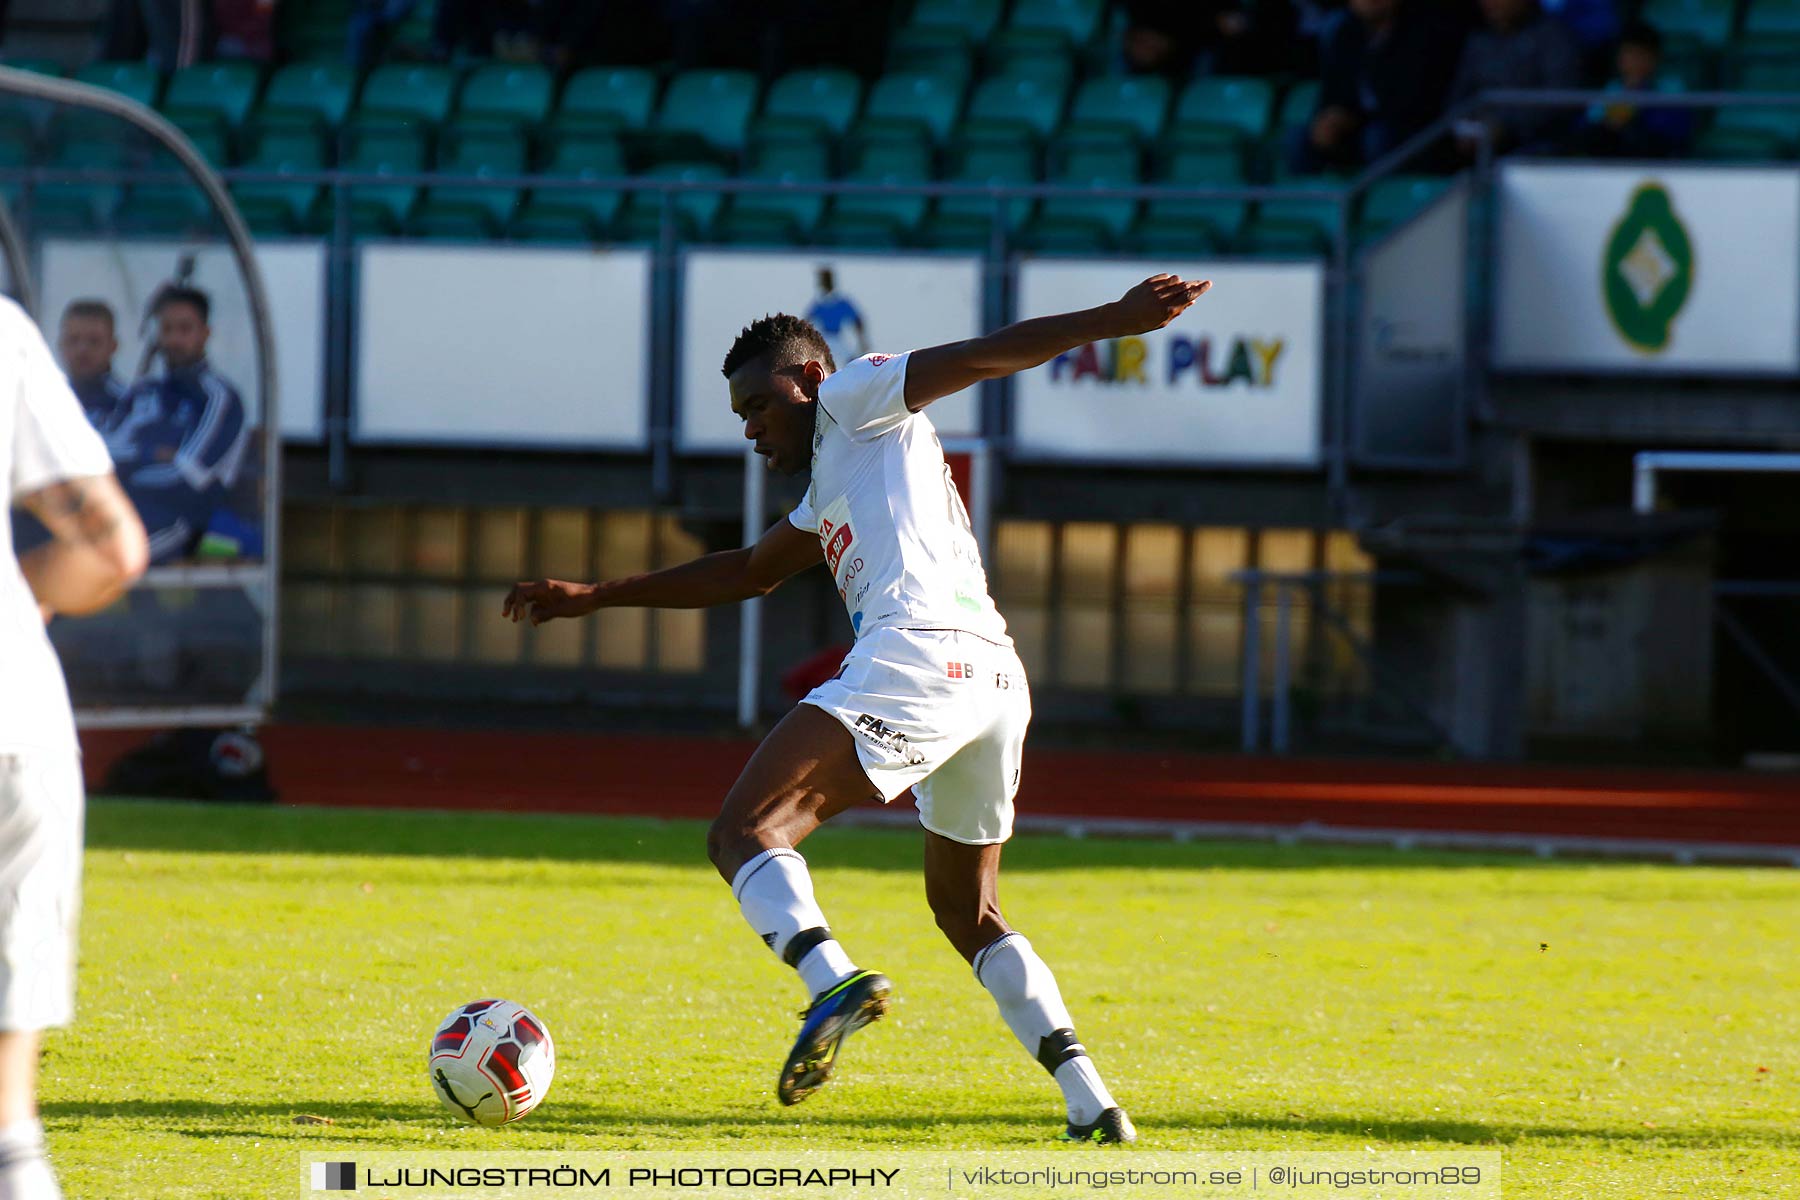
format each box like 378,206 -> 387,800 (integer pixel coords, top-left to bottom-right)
1,296 -> 149,1198
504,273 -> 1211,1141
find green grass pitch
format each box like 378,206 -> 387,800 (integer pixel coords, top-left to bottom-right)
41,799 -> 1800,1198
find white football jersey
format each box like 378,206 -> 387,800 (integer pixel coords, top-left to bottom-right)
2,297 -> 115,755
787,352 -> 1010,646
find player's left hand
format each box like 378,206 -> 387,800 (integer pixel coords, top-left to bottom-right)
1109,274 -> 1213,337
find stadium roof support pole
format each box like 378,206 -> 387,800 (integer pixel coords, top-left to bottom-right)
0,64 -> 281,725
1632,451 -> 1800,515
738,444 -> 767,729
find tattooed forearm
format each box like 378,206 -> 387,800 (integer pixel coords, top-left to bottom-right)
17,472 -> 149,617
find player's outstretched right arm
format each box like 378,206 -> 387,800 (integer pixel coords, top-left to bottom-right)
502,517 -> 823,626
19,473 -> 151,617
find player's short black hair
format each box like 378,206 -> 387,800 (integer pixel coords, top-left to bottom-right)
61,298 -> 115,328
1619,19 -> 1662,53
153,283 -> 210,323
721,313 -> 835,378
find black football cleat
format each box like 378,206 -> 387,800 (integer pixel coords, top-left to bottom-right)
1060,1106 -> 1137,1144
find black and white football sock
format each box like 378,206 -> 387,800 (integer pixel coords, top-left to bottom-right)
974,932 -> 1118,1126
0,1120 -> 60,1200
731,847 -> 859,996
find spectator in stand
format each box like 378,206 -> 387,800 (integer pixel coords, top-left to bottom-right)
1288,0 -> 1464,174
1122,1 -> 1299,78
1574,20 -> 1693,158
107,286 -> 250,565
101,0 -> 205,69
348,0 -> 417,67
1121,0 -> 1208,77
55,300 -> 126,433
1541,0 -> 1621,80
1449,0 -> 1584,159
211,0 -> 276,60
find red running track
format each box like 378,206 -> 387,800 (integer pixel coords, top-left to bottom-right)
79,724 -> 1800,850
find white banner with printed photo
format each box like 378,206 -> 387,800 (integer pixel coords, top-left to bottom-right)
1494,163 -> 1800,373
1012,259 -> 1324,465
356,244 -> 652,448
39,238 -> 325,440
680,250 -> 982,450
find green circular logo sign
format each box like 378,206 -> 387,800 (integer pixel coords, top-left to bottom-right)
1602,182 -> 1694,354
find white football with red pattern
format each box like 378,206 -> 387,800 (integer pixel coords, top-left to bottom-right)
427,999 -> 555,1126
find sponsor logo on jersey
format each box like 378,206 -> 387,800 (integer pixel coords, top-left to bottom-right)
818,495 -> 859,588
853,713 -> 924,765
946,661 -> 974,680
865,353 -> 894,365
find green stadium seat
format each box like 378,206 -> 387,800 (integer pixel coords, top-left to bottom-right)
814,213 -> 909,248
511,137 -> 627,241
1026,144 -> 1139,252
0,129 -> 30,205
909,0 -> 1004,41
824,138 -> 933,239
748,139 -> 832,178
984,29 -> 1076,90
1171,76 -> 1276,150
1358,175 -> 1450,239
1007,0 -> 1105,43
1060,75 -> 1172,149
339,127 -> 427,234
352,64 -> 456,131
726,148 -> 830,239
1733,58 -> 1800,91
753,68 -> 864,146
32,137 -> 125,234
1137,149 -> 1252,250
1278,80 -> 1321,137
1709,57 -> 1800,153
618,161 -> 729,241
1692,128 -> 1783,159
1744,0 -> 1800,37
74,61 -> 162,109
1641,0 -> 1738,48
1244,187 -> 1344,256
164,117 -> 229,165
647,69 -> 759,160
163,62 -> 262,131
119,182 -> 215,234
413,132 -> 526,238
232,129 -> 326,233
456,63 -> 554,132
551,66 -> 659,137
960,75 -> 1068,146
253,62 -> 358,137
932,141 -> 1035,245
854,72 -> 964,146
885,26 -> 976,84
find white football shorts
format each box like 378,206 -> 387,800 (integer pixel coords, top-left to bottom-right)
0,754 -> 84,1031
803,626 -> 1031,845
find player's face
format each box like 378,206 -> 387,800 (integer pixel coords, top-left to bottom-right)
728,356 -> 824,477
57,315 -> 117,383
157,301 -> 209,368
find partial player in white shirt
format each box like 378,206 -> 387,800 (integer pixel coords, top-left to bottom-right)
504,274 -> 1211,1142
1,296 -> 149,1200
